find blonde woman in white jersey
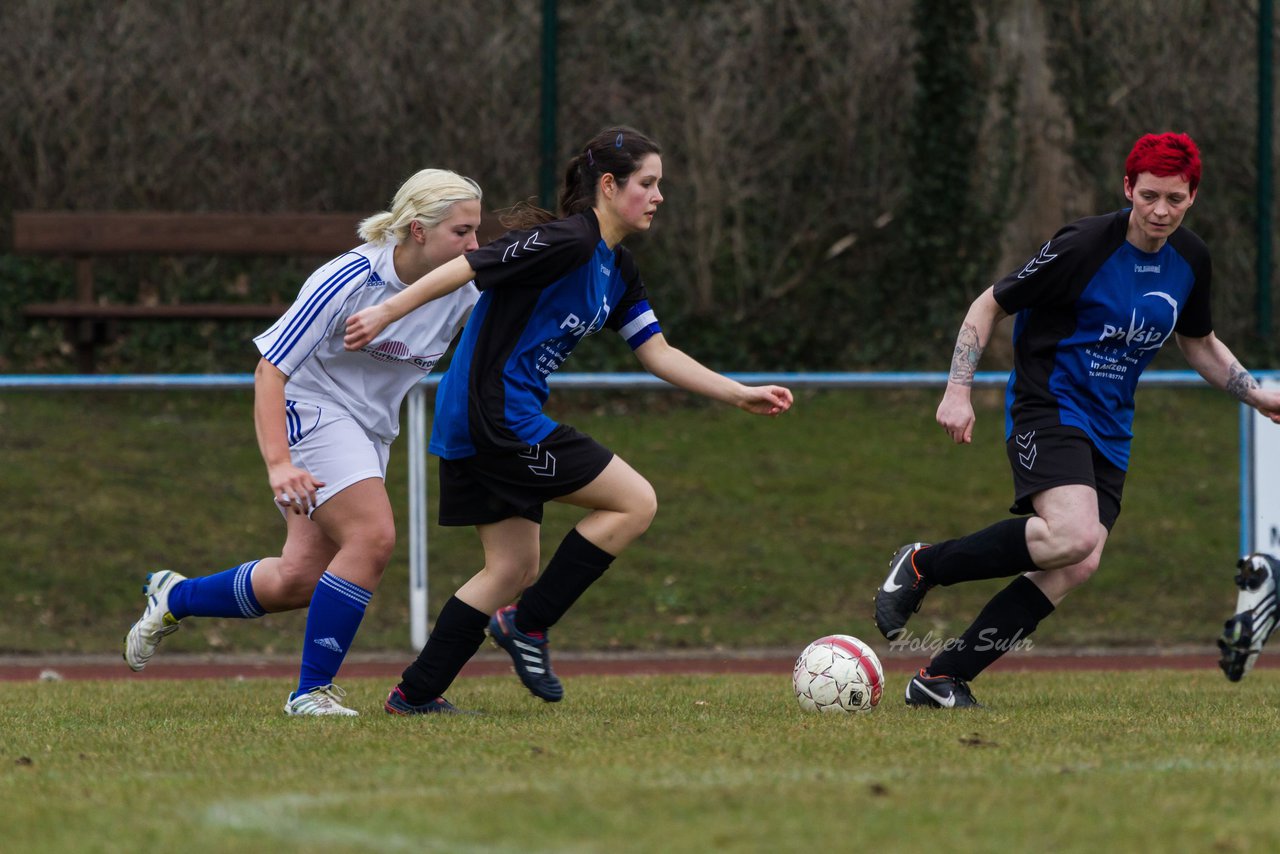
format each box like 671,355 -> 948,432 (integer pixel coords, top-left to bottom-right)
123,169 -> 483,716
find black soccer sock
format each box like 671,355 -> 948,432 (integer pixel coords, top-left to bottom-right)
927,575 -> 1055,681
514,527 -> 616,634
913,517 -> 1038,587
397,596 -> 489,705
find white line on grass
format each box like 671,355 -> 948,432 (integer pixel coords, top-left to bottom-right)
205,752 -> 1280,847
204,793 -> 549,853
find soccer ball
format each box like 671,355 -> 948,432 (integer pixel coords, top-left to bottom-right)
793,634 -> 884,714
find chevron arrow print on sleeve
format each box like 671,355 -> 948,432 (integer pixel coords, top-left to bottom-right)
1017,241 -> 1058,279
500,230 -> 550,263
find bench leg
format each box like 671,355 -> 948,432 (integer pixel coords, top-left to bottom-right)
66,318 -> 103,373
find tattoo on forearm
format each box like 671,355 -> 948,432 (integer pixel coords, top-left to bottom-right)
1226,362 -> 1260,402
949,323 -> 983,386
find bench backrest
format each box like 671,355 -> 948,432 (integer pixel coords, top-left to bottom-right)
14,210 -> 509,256
13,212 -> 367,256
13,209 -> 510,372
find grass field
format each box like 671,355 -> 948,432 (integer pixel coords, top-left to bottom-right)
3,374 -> 1271,853
3,670 -> 1279,853
0,383 -> 1251,658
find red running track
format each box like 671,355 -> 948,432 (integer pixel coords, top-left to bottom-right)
1,648 -> 1271,682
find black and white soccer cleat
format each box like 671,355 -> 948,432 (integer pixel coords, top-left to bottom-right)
1218,553 -> 1279,682
874,542 -> 932,640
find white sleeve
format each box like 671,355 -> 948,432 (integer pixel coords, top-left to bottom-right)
254,253 -> 372,375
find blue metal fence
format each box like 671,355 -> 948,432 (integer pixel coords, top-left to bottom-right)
3,370 -> 1265,648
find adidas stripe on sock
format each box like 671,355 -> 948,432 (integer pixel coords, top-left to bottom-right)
296,571 -> 372,697
167,560 -> 265,620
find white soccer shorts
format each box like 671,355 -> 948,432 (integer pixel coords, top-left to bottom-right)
281,400 -> 390,514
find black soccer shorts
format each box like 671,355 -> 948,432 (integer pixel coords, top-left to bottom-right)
437,424 -> 616,526
1005,424 -> 1125,530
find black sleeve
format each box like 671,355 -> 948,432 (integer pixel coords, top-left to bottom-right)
465,214 -> 597,292
604,245 -> 651,332
992,213 -> 1122,313
1171,229 -> 1214,337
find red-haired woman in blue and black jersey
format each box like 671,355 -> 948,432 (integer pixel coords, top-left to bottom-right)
873,132 -> 1280,708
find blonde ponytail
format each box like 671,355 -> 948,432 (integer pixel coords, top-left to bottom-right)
356,210 -> 397,244
358,168 -> 483,245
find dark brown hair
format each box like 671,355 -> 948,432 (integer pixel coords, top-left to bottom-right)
502,125 -> 662,229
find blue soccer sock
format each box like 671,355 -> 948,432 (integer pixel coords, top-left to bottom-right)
166,560 -> 266,621
295,571 -> 372,697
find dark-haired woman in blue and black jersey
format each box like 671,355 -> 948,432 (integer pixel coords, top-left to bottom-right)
345,126 -> 793,714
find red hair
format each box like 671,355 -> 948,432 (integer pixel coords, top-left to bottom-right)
1125,132 -> 1202,194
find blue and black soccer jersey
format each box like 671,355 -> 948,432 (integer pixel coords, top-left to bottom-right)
992,209 -> 1213,470
429,209 -> 662,459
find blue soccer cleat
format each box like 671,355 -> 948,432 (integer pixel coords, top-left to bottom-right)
489,605 -> 564,702
384,686 -> 473,716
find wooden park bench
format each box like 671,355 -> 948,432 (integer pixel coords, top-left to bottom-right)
15,211 -> 371,372
15,209 -> 505,372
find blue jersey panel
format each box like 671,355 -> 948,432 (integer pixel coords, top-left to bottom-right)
499,240 -> 627,446
428,211 -> 653,460
1003,239 -> 1197,468
429,296 -> 490,458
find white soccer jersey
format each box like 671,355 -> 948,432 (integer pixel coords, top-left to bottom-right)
254,241 -> 478,442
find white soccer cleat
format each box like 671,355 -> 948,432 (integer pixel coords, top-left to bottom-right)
1218,553 -> 1279,682
122,570 -> 186,671
284,684 -> 360,716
